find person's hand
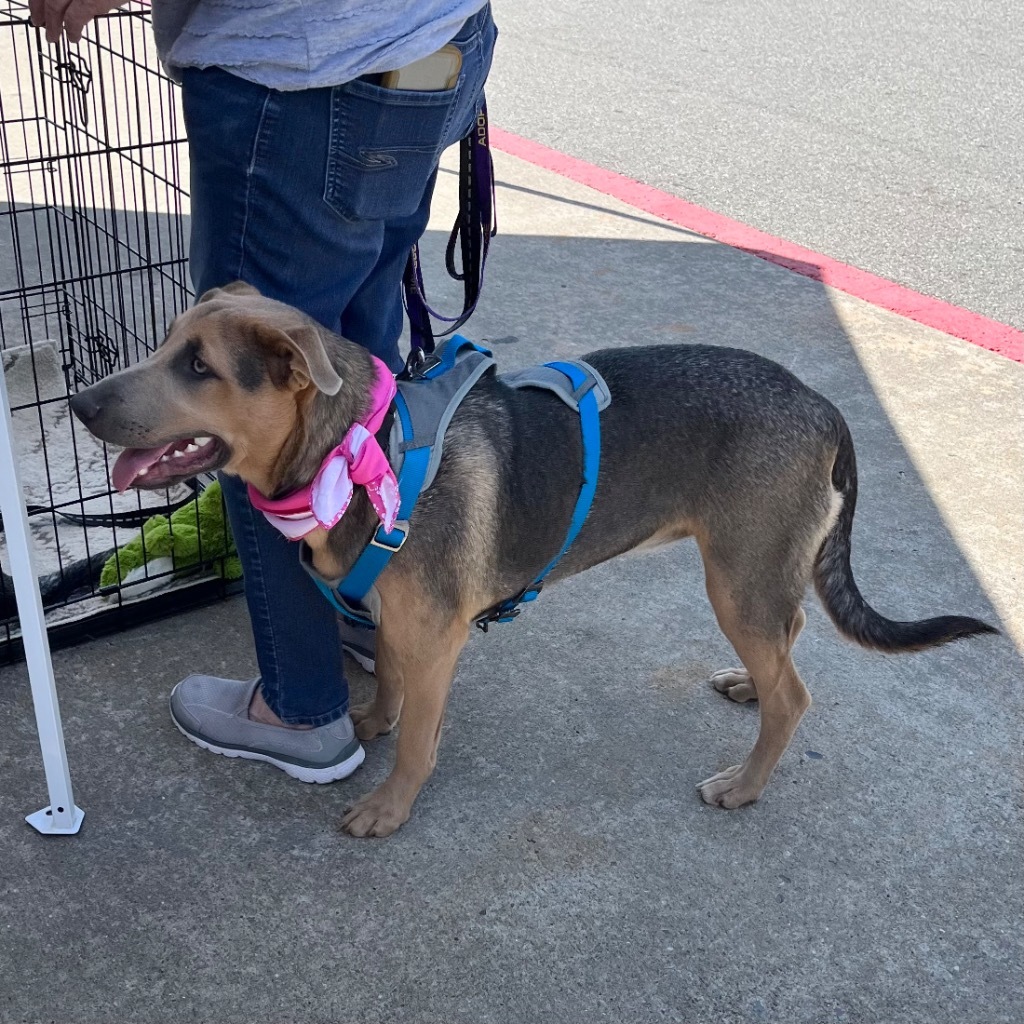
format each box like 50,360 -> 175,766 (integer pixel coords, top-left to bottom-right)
28,0 -> 130,45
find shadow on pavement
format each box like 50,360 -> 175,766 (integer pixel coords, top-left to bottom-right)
0,216 -> 1021,1024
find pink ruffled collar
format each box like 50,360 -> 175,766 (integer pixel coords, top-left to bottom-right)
247,357 -> 399,540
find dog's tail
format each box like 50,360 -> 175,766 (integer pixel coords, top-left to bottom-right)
813,419 -> 998,653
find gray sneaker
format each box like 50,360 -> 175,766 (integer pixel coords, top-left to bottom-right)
169,676 -> 365,784
338,618 -> 376,674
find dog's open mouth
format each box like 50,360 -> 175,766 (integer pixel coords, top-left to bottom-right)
111,435 -> 229,492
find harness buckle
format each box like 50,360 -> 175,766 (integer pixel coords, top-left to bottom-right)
474,604 -> 521,633
369,521 -> 409,553
474,579 -> 542,631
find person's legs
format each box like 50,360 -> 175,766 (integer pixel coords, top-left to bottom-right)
172,4 -> 496,757
182,68 -> 358,726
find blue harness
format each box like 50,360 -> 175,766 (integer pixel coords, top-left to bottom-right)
299,336 -> 608,632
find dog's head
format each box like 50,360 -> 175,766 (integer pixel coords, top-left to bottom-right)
70,282 -> 374,496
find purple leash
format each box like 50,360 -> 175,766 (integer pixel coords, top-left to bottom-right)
403,100 -> 497,372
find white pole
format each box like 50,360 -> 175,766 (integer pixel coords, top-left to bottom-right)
0,362 -> 84,835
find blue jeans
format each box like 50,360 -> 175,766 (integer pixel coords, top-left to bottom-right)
180,6 -> 496,724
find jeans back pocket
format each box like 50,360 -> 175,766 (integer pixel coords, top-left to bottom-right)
325,78 -> 463,222
323,12 -> 494,223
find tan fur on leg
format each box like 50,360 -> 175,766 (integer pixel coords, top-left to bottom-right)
340,579 -> 469,838
700,566 -> 810,808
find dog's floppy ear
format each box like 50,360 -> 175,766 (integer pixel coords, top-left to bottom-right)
254,321 -> 344,396
196,280 -> 261,304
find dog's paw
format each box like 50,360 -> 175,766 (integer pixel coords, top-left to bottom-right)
350,701 -> 398,741
697,765 -> 762,809
710,667 -> 758,703
340,786 -> 411,838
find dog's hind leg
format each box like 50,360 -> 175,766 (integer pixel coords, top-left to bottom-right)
698,554 -> 811,809
340,578 -> 469,838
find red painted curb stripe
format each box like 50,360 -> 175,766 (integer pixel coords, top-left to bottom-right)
489,127 -> 1024,364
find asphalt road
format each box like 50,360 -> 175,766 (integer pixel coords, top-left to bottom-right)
488,0 -> 1024,330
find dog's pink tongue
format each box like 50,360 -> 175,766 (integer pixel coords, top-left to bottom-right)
111,443 -> 174,493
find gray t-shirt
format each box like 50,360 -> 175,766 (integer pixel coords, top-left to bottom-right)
152,0 -> 487,90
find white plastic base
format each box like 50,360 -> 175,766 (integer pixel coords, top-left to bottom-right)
25,805 -> 85,836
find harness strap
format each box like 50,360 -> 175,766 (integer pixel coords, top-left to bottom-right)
303,336 -> 493,627
304,391 -> 428,628
299,347 -> 607,632
393,338 -> 494,492
500,362 -> 612,413
475,360 -> 603,631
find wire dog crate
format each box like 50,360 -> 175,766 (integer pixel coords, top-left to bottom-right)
0,1 -> 236,662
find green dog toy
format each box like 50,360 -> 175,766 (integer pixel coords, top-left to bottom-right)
100,481 -> 242,591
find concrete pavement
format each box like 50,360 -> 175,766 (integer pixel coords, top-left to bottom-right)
490,0 -> 1024,332
1,147 -> 1022,1024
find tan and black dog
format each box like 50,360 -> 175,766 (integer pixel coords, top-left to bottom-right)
69,283 -> 996,836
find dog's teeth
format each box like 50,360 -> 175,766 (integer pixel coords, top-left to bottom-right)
195,436 -> 211,447
137,467 -> 148,477
172,449 -> 186,458
159,454 -> 170,463
185,443 -> 198,453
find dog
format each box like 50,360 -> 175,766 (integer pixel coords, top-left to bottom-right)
69,282 -> 996,836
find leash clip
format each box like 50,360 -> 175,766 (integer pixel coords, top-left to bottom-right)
402,348 -> 442,381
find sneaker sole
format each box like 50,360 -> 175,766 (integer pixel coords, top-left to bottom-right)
341,642 -> 375,675
171,717 -> 366,784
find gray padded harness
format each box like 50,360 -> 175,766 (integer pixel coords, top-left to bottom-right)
388,343 -> 611,490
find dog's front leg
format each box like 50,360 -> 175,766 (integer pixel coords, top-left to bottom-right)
341,585 -> 468,838
350,667 -> 403,740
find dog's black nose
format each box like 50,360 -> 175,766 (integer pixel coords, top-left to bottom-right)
69,390 -> 101,423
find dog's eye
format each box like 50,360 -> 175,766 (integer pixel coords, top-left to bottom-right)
191,356 -> 209,376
